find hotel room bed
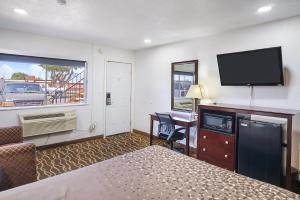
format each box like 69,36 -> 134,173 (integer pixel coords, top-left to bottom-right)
0,145 -> 299,200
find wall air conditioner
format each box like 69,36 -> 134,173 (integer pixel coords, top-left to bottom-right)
19,110 -> 77,137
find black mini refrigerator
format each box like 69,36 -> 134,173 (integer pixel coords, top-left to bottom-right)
238,120 -> 282,186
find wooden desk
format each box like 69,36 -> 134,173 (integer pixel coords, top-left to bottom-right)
150,113 -> 197,156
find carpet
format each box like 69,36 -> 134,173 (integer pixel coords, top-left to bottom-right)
36,132 -> 166,180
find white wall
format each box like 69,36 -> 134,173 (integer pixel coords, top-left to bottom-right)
134,16 -> 300,168
0,28 -> 135,146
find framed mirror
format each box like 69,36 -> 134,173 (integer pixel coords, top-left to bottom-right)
171,60 -> 198,111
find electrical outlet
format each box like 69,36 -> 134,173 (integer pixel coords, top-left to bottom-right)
89,122 -> 96,132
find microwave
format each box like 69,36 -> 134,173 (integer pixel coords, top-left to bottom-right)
203,113 -> 234,134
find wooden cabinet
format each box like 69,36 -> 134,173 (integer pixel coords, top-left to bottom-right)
196,103 -> 299,190
198,129 -> 235,171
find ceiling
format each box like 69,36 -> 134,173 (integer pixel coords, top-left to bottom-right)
0,0 -> 300,50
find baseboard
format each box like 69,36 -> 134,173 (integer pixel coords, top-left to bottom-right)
132,129 -> 155,137
36,135 -> 104,151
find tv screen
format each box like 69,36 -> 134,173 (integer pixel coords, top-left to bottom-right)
217,47 -> 284,86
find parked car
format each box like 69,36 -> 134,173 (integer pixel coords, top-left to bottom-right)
41,84 -> 64,95
0,82 -> 45,107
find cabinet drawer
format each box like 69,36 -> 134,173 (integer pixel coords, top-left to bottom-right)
198,130 -> 235,171
200,130 -> 234,145
200,153 -> 235,171
198,144 -> 234,163
199,139 -> 234,155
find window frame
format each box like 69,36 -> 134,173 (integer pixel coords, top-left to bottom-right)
171,60 -> 198,112
0,53 -> 88,111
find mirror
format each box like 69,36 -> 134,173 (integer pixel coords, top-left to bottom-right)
171,60 -> 198,111
0,78 -> 4,94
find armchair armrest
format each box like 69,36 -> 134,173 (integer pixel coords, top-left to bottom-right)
0,126 -> 23,146
0,142 -> 37,191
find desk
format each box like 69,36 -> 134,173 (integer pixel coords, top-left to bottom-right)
149,113 -> 197,156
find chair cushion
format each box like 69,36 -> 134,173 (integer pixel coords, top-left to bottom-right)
0,143 -> 19,148
168,132 -> 185,142
158,133 -> 169,140
0,142 -> 36,191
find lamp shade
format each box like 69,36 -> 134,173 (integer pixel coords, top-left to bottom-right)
185,85 -> 204,99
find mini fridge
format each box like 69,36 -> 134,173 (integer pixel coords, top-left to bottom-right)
238,120 -> 282,186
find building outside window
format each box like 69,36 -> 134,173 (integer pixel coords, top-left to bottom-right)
0,53 -> 86,108
173,71 -> 194,110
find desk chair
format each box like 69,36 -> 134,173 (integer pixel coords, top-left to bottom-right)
155,113 -> 186,153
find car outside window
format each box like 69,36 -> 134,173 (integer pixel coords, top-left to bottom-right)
0,53 -> 87,108
4,83 -> 42,93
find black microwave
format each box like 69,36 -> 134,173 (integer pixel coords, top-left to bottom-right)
203,113 -> 234,134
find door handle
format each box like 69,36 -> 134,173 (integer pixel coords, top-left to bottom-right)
106,92 -> 111,105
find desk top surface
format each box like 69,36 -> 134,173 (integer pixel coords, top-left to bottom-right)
199,103 -> 300,116
150,112 -> 197,122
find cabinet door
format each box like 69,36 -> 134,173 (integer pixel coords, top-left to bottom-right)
250,121 -> 282,186
199,130 -> 235,171
238,120 -> 282,186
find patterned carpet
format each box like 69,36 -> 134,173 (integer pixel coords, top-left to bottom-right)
36,132 -> 166,180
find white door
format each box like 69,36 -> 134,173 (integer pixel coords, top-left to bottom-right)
105,61 -> 132,136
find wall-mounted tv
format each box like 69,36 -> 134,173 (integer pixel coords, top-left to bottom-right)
217,47 -> 284,86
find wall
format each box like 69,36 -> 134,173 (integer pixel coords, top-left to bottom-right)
133,16 -> 300,168
0,28 -> 135,146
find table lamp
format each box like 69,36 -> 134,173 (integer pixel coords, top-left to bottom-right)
186,84 -> 205,114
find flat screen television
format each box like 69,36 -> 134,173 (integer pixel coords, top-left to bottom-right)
217,47 -> 284,86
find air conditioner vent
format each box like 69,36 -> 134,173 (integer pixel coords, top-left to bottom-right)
24,113 -> 65,120
19,110 -> 76,137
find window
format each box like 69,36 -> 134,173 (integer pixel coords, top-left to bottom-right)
171,60 -> 198,111
0,53 -> 86,108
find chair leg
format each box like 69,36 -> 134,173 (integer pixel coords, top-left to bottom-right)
170,141 -> 173,150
